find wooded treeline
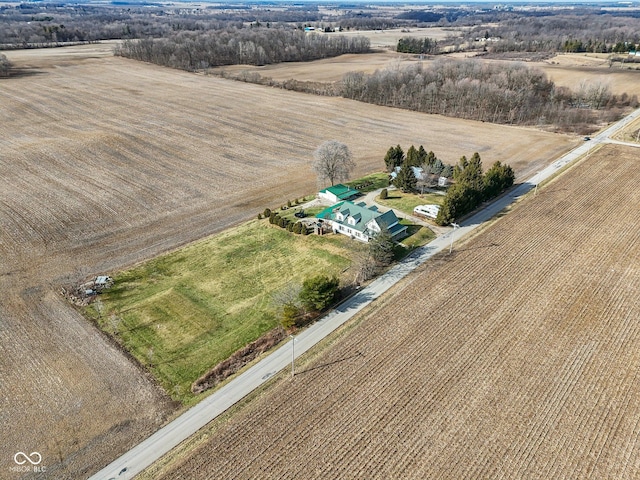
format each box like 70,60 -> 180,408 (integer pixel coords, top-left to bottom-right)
0,3 -> 332,47
116,28 -> 370,69
396,37 -> 438,55
468,13 -> 640,54
342,59 -> 636,132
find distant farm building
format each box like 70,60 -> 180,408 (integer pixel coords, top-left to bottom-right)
389,166 -> 425,181
318,184 -> 360,203
316,201 -> 407,242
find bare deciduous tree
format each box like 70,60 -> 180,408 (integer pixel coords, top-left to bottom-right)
312,140 -> 355,186
0,54 -> 11,77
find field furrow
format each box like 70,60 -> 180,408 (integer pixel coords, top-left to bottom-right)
148,143 -> 640,479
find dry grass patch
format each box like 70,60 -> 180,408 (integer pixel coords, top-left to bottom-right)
612,115 -> 640,143
533,53 -> 640,97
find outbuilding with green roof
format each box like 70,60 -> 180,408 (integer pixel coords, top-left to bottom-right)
318,184 -> 360,203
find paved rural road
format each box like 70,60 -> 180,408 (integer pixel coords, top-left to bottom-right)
89,107 -> 640,480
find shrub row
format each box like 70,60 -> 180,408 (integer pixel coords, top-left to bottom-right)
258,208 -> 309,234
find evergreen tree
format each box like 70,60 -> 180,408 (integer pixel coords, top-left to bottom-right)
299,275 -> 340,312
430,158 -> 444,175
425,151 -> 437,168
436,183 -> 468,225
454,152 -> 483,204
417,145 -> 428,166
369,228 -> 395,267
281,302 -> 301,330
462,152 -> 484,191
406,145 -> 420,167
393,162 -> 417,192
384,145 -> 405,172
483,161 -> 515,199
453,155 -> 469,181
384,146 -> 396,172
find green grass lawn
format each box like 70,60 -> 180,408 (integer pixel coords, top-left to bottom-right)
277,205 -> 323,222
399,219 -> 437,249
346,172 -> 390,193
377,190 -> 444,217
86,220 -> 362,404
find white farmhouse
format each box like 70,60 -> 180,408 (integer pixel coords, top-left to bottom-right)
316,201 -> 407,242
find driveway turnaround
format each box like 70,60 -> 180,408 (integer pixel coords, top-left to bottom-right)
90,107 -> 640,480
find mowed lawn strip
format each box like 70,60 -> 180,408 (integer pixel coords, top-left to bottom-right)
399,220 -> 437,249
345,172 -> 390,193
89,220 -> 361,404
377,190 -> 444,216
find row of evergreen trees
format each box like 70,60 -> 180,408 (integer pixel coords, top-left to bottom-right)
384,145 -> 454,193
396,37 -> 438,54
260,208 -> 309,234
436,153 -> 515,225
384,145 -> 452,175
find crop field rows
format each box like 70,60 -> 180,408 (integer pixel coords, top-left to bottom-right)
0,46 -> 575,477
146,144 -> 640,479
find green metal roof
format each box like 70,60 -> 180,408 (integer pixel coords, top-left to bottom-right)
317,201 -> 345,220
316,201 -> 406,239
319,184 -> 360,200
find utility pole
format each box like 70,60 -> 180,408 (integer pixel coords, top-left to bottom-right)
534,171 -> 541,196
449,223 -> 459,254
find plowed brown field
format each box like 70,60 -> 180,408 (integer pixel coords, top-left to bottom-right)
0,45 -> 572,478
148,144 -> 640,479
217,51 -> 640,98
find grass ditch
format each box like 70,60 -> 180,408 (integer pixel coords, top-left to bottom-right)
135,271 -> 403,480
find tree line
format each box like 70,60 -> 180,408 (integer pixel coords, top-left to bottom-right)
383,145 -> 453,190
116,27 -> 370,70
396,37 -> 438,55
436,153 -> 514,225
0,2 -> 395,49
467,12 -> 640,55
341,59 -> 636,133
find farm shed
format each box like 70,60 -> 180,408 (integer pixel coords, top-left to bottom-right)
318,184 -> 360,203
389,166 -> 425,181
